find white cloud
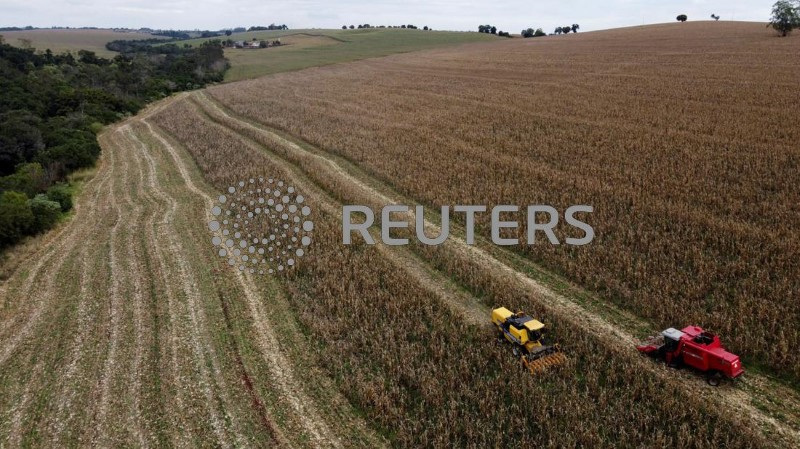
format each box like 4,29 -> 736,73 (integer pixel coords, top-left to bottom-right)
0,0 -> 774,32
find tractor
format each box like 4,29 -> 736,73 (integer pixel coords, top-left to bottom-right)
492,307 -> 566,375
637,326 -> 744,386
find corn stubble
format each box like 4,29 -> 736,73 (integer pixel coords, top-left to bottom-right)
152,96 -> 769,447
206,22 -> 800,379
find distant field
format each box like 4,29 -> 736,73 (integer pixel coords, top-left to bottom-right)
0,29 -> 161,57
0,28 -> 498,79
178,28 -> 498,81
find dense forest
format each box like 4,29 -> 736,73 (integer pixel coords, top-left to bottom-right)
0,37 -> 229,249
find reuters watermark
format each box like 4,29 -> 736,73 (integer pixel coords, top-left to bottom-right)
342,205 -> 594,246
207,178 -> 313,275
205,178 -> 593,275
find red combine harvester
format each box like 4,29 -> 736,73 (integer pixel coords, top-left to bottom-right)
637,326 -> 744,386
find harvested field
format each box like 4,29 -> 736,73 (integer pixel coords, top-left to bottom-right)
0,95 -> 383,448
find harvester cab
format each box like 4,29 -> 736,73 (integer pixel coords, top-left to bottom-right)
492,307 -> 566,375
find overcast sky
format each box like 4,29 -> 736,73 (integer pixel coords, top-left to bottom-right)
1,0 -> 775,32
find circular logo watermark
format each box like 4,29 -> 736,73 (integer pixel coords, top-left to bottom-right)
207,178 -> 312,274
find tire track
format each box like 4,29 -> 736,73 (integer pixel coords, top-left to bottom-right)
92,124 -> 130,445
194,91 -> 800,447
0,145 -> 114,366
127,121 -> 290,447
92,126 -> 153,446
139,118 -> 342,448
126,123 -> 244,447
4,136 -> 117,446
46,134 -> 120,445
125,124 -> 192,447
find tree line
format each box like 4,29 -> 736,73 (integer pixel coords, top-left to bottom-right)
0,37 -> 228,249
342,24 -> 430,30
479,24 -> 579,37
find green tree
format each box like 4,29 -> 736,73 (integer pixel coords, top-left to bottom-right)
677,14 -> 688,22
0,162 -> 48,197
28,194 -> 61,233
769,1 -> 800,36
0,111 -> 44,176
0,191 -> 33,247
46,183 -> 72,212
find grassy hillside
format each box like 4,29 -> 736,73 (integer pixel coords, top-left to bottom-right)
0,29 -> 162,57
178,28 -> 499,81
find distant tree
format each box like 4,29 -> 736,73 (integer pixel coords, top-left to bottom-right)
711,14 -> 720,21
534,28 -> 546,37
521,28 -> 535,38
769,1 -> 800,36
554,27 -> 563,35
489,26 -> 496,34
78,50 -> 103,65
423,25 -> 429,30
357,24 -> 363,29
225,29 -> 233,36
342,25 -> 347,29
571,24 -> 580,33
349,25 -> 355,29
677,14 -> 688,22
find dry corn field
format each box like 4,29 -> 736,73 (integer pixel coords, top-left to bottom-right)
207,22 -> 800,378
2,20 -> 799,448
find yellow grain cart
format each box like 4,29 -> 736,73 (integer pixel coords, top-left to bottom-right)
492,307 -> 566,375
